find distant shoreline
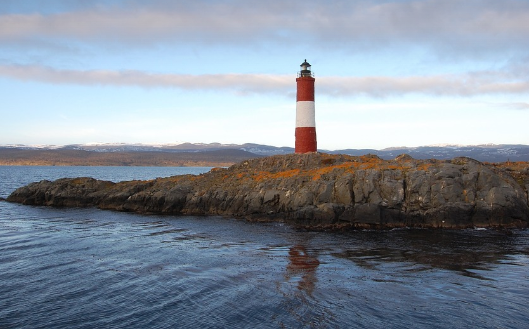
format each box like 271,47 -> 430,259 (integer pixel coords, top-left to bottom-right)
0,148 -> 260,167
0,163 -> 229,167
0,164 -> 221,167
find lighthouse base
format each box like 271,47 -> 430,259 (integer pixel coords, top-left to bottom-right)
295,127 -> 317,153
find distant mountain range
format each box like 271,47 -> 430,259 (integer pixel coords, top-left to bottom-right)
1,143 -> 529,165
328,144 -> 529,162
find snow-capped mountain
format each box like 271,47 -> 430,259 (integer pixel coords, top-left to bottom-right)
2,143 -> 529,162
331,144 -> 529,162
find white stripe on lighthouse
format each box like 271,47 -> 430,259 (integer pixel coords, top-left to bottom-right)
296,101 -> 316,127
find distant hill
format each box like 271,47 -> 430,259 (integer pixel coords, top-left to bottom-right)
0,148 -> 260,167
57,142 -> 294,156
330,145 -> 529,162
1,143 -> 529,166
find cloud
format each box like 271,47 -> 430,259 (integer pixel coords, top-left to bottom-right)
501,102 -> 529,111
0,64 -> 292,94
1,63 -> 529,97
1,0 -> 529,56
318,74 -> 529,97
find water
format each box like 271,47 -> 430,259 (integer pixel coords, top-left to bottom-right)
1,166 -> 528,328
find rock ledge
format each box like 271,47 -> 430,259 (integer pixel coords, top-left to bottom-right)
7,153 -> 529,229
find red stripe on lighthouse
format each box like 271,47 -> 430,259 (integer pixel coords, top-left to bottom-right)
295,127 -> 317,153
295,60 -> 317,153
296,77 -> 315,102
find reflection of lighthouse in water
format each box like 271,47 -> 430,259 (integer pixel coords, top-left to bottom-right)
285,245 -> 320,295
295,59 -> 317,153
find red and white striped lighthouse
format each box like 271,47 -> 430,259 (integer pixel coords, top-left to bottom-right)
295,59 -> 317,153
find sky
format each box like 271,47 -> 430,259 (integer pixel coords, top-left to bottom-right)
1,0 -> 529,150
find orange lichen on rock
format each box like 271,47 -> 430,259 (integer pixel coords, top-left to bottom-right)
243,155 -> 422,184
309,163 -> 353,180
416,163 -> 434,171
253,168 -> 301,182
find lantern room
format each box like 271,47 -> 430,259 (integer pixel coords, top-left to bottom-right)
299,59 -> 313,77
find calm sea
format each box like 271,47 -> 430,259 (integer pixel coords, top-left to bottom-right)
1,166 -> 528,329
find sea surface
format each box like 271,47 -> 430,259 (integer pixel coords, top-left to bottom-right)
1,166 -> 528,329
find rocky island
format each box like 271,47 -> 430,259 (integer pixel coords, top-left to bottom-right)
7,153 -> 529,229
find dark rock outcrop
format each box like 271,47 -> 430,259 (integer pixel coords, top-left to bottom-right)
7,153 -> 529,229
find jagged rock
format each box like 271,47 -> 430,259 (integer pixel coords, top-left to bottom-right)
7,153 -> 529,229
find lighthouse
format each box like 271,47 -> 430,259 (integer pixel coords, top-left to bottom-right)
295,59 -> 317,153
